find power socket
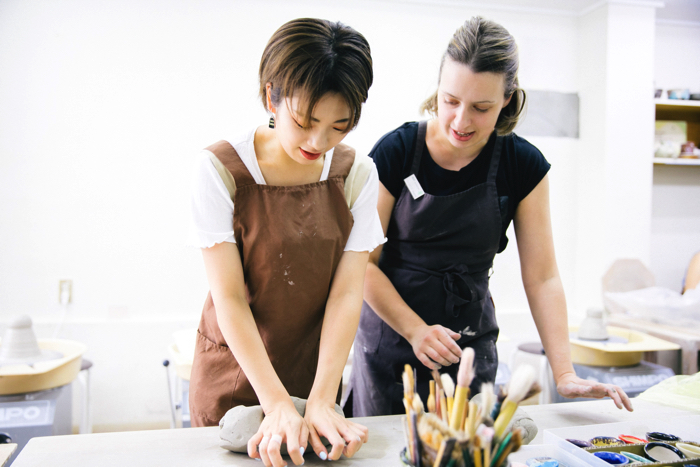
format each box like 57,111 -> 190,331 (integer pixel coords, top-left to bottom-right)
59,280 -> 72,305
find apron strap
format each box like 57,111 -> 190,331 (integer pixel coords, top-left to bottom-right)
328,143 -> 355,180
487,134 -> 504,184
205,140 -> 257,188
410,121 -> 428,175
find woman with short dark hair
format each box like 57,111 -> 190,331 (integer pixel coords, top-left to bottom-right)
188,18 -> 380,466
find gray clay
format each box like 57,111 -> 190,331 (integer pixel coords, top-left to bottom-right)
219,396 -> 344,454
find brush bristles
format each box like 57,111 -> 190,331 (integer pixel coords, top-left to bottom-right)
412,393 -> 424,414
480,383 -> 495,421
505,365 -> 537,404
440,373 -> 455,398
523,381 -> 542,402
456,347 -> 475,388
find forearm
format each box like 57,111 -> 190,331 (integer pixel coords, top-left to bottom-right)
363,262 -> 426,341
308,291 -> 362,405
524,275 -> 575,383
215,296 -> 292,412
309,252 -> 369,405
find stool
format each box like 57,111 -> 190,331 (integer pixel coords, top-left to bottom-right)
76,359 -> 93,434
508,342 -> 555,404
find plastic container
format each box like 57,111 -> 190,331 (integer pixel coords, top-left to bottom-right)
543,420 -> 700,467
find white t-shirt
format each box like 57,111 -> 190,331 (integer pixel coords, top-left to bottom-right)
189,128 -> 386,252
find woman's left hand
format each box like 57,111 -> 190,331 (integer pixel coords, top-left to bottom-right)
556,372 -> 633,411
304,400 -> 369,461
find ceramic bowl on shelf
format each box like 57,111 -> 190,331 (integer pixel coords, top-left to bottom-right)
567,439 -> 594,448
644,442 -> 685,463
619,435 -> 647,445
593,451 -> 629,465
590,437 -> 625,447
667,89 -> 690,100
620,451 -> 652,464
676,442 -> 700,459
646,432 -> 681,442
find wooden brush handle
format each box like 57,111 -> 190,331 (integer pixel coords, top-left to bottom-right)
448,386 -> 468,430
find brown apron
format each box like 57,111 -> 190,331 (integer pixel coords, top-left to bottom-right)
189,140 -> 355,427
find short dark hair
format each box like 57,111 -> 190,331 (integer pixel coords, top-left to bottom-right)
421,17 -> 526,135
259,18 -> 373,131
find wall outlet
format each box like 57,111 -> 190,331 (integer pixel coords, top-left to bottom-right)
59,280 -> 72,305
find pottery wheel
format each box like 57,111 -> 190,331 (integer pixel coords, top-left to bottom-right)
569,333 -> 628,344
0,315 -> 65,367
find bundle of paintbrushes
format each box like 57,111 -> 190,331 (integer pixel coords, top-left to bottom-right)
401,349 -> 541,467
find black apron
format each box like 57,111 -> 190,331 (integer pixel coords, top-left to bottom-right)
346,121 -> 503,417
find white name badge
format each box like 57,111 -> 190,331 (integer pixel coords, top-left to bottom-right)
404,174 -> 425,200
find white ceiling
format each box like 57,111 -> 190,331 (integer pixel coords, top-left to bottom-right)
481,0 -> 700,23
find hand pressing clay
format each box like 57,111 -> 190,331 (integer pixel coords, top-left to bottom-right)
219,396 -> 344,454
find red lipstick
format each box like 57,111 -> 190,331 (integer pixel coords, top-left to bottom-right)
300,148 -> 322,160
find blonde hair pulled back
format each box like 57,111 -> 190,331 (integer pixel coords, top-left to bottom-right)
421,17 -> 525,135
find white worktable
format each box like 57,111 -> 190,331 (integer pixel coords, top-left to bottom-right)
10,400 -> 699,466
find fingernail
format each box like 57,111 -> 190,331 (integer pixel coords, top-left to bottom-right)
319,451 -> 327,460
300,447 -> 305,456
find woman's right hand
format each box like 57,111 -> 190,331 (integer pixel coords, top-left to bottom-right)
408,323 -> 462,370
247,399 -> 308,467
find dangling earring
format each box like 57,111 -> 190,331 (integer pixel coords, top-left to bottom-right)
268,116 -> 275,129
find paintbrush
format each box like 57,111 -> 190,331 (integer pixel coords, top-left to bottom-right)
433,438 -> 456,467
473,431 -> 483,467
490,386 -> 506,420
412,391 -> 425,414
411,410 -> 421,467
477,423 -> 494,467
427,380 -> 436,414
431,368 -> 444,419
466,400 -> 479,437
493,365 -> 536,439
448,347 -> 475,430
403,371 -> 417,465
439,388 -> 448,423
441,373 -> 455,417
522,381 -> 542,403
492,428 -> 522,467
405,364 -> 415,399
479,383 -> 495,426
490,430 -> 512,465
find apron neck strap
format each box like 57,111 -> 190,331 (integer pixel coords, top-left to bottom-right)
205,140 -> 257,187
410,120 -> 428,175
487,133 -> 503,184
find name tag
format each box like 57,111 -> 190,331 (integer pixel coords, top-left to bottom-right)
404,174 -> 425,200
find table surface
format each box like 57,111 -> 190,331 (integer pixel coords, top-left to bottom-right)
10,399 -> 698,467
0,445 -> 16,467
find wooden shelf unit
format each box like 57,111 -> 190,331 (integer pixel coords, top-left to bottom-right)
655,99 -> 700,158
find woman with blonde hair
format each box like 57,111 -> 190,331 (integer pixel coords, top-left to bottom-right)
347,16 -> 633,416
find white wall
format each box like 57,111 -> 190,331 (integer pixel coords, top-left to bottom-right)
0,0 -> 652,430
651,22 -> 700,290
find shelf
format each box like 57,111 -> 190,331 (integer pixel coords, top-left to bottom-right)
653,157 -> 700,166
655,98 -> 700,108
